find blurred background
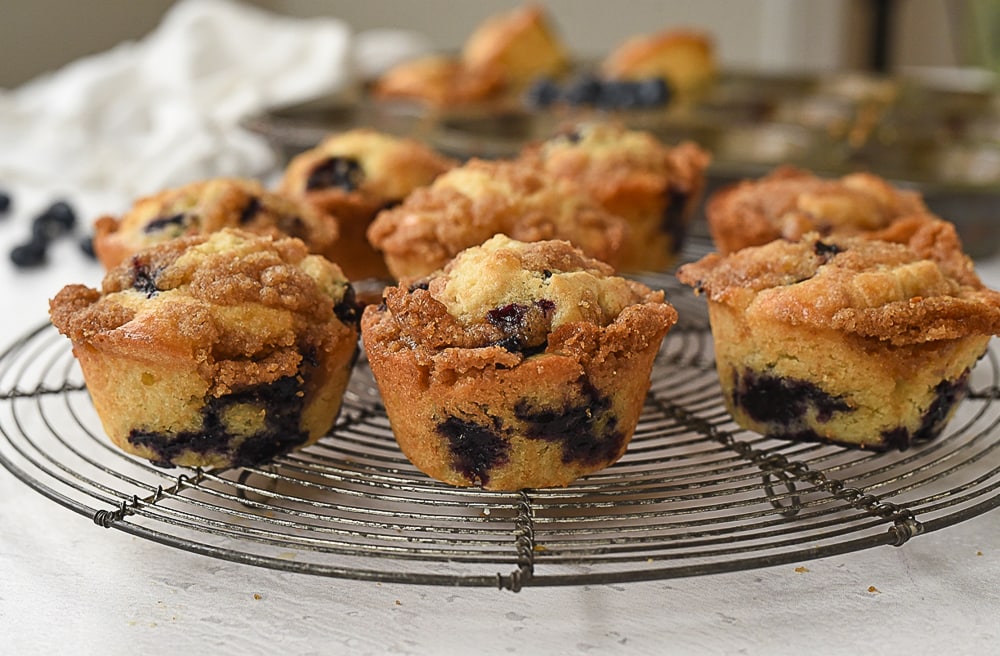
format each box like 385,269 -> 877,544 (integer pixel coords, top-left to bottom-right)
0,0 -> 981,89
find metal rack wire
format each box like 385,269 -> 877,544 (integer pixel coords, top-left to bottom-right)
3,271 -> 1000,591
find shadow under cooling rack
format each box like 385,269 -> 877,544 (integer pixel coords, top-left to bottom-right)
3,275 -> 1000,591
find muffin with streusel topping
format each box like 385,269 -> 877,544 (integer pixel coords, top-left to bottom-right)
366,157 -> 631,281
677,228 -> 1000,450
521,122 -> 711,271
362,234 -> 677,489
279,129 -> 456,280
93,178 -> 340,271
50,229 -> 360,469
706,166 -> 929,255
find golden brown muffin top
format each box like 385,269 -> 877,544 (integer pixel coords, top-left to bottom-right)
365,235 -> 676,359
279,128 -> 456,203
600,28 -> 716,94
461,3 -> 570,86
93,177 -> 339,270
706,166 -> 929,254
370,54 -> 507,107
677,230 -> 1000,346
51,229 -> 357,395
523,122 -> 711,198
366,158 -> 630,280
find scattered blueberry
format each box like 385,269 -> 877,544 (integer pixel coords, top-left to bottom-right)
562,74 -> 603,106
597,80 -> 642,110
636,77 -> 671,106
9,238 -> 47,268
523,75 -> 673,111
523,77 -> 560,109
0,189 -> 11,215
79,234 -> 97,259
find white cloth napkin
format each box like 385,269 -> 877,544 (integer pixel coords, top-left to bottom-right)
0,0 -> 431,216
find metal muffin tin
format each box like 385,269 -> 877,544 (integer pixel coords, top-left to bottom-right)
242,70 -> 1000,258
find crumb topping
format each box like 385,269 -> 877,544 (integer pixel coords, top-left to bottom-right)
50,229 -> 356,394
366,158 -> 629,279
677,231 -> 1000,345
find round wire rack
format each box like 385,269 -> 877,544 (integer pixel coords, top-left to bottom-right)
3,262 -> 1000,591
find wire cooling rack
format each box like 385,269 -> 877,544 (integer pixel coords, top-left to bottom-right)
3,270 -> 1000,591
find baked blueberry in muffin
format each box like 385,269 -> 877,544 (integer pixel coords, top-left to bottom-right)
92,178 -> 339,271
677,227 -> 1000,450
279,129 -> 456,280
50,229 -> 360,469
361,234 -> 677,489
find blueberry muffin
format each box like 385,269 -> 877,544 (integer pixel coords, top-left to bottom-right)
366,158 -> 631,281
677,229 -> 1000,450
279,129 -> 456,280
706,166 -> 930,255
362,235 -> 677,489
601,29 -> 717,96
461,3 -> 570,89
93,178 -> 339,271
521,122 -> 711,272
50,229 -> 361,469
370,54 -> 507,108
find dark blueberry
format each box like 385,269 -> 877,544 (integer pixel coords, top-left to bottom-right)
9,239 -> 47,268
562,74 -> 603,106
128,374 -> 309,469
523,77 -> 561,109
542,269 -> 553,279
79,234 -> 97,259
814,240 -> 842,259
486,303 -> 529,329
36,201 -> 77,235
130,259 -> 160,297
535,299 -> 555,316
32,201 -> 77,242
333,283 -> 361,327
142,213 -> 187,234
882,372 -> 971,450
0,190 -> 11,215
597,80 -> 642,110
238,197 -> 262,225
514,382 -> 625,466
407,280 -> 430,293
306,157 -> 364,192
436,416 -> 509,486
732,369 -> 852,426
662,187 -> 691,253
635,77 -> 671,107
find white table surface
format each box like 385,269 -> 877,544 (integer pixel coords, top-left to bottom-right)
1,186 -> 999,656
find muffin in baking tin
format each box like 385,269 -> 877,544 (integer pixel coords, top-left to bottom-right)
50,229 -> 360,469
361,234 -> 677,489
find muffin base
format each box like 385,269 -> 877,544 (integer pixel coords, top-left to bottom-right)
73,334 -> 356,469
707,302 -> 989,450
363,304 -> 672,490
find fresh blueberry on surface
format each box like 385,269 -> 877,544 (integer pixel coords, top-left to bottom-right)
523,77 -> 561,109
636,77 -> 671,107
9,238 -> 47,268
562,74 -> 603,106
